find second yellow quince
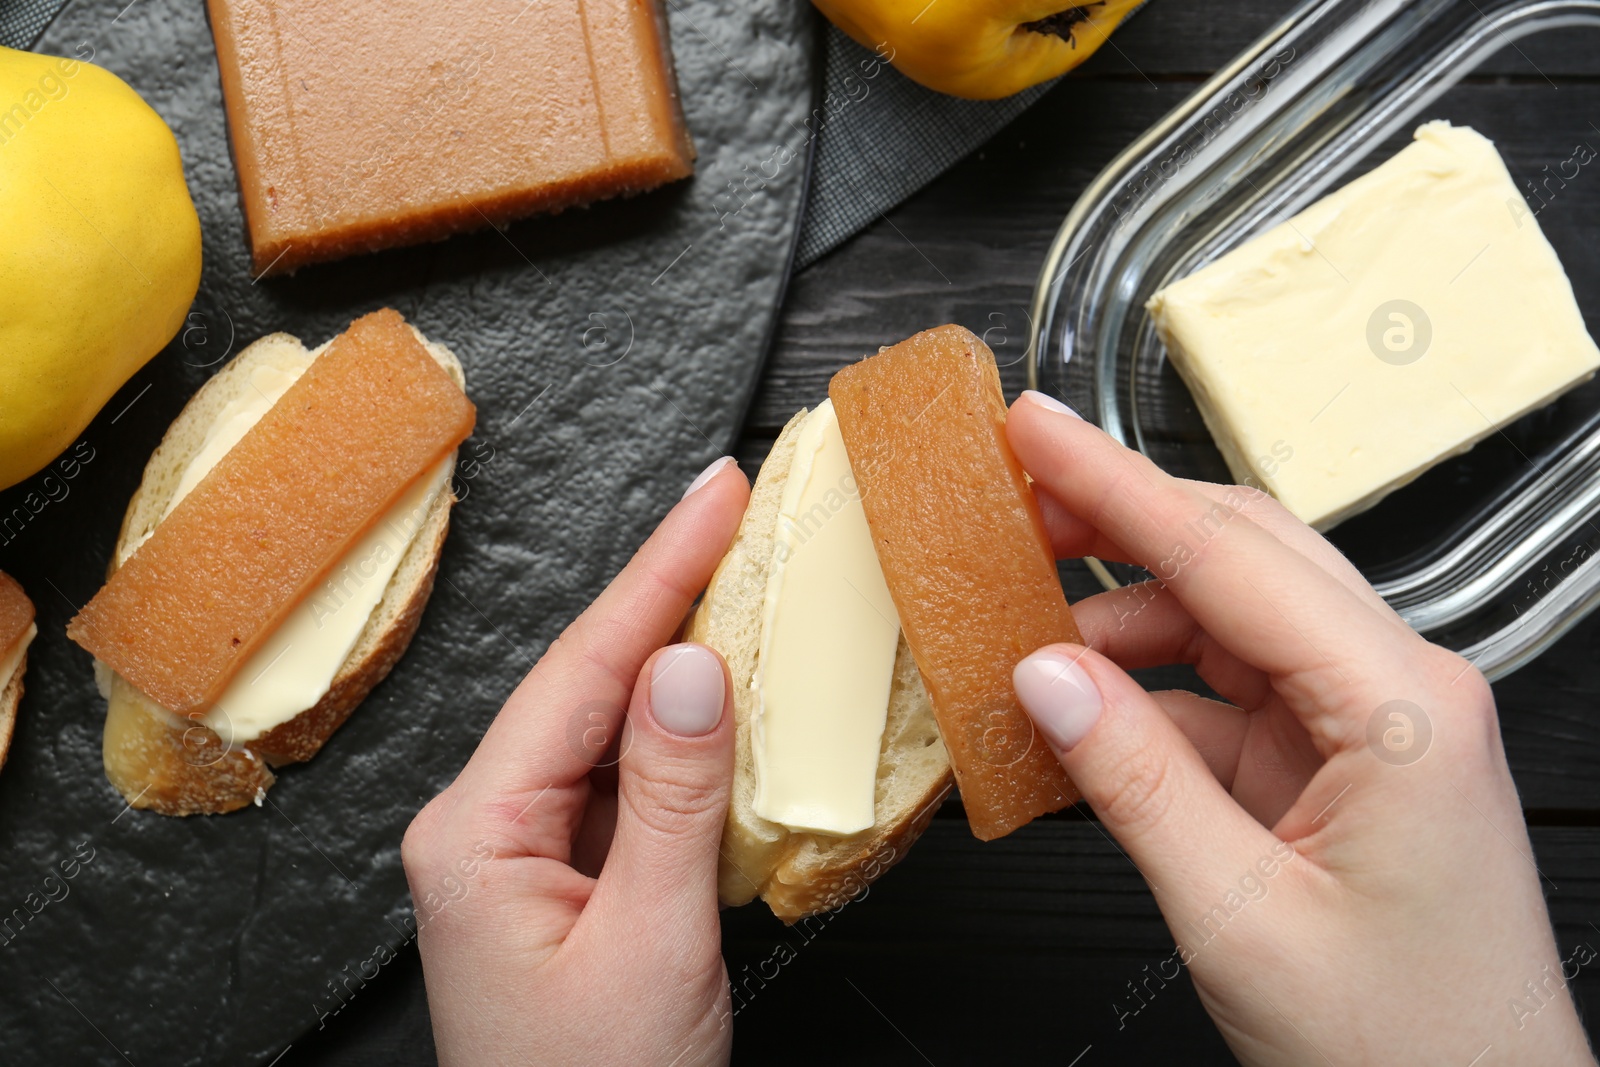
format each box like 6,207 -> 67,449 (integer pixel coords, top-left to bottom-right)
816,0 -> 1145,99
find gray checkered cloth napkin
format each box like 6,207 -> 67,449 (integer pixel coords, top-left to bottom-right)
1,2 -> 1044,270
795,25 -> 1048,267
1,0 -> 59,50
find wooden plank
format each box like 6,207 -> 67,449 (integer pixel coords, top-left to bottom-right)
722,822 -> 1600,1064
750,80 -> 1195,429
283,823 -> 1600,1064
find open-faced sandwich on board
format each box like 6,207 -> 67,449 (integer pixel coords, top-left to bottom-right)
0,572 -> 36,775
690,325 -> 1082,921
67,309 -> 475,816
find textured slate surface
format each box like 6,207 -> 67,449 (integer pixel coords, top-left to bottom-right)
0,0 -> 814,1063
271,0 -> 1600,1062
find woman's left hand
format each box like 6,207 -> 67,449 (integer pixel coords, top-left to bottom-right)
402,456 -> 749,1067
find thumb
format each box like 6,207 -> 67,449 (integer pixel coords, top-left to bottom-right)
1013,644 -> 1281,915
591,643 -> 733,930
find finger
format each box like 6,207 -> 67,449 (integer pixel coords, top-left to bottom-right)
1043,477 -> 1398,623
1037,476 -> 1253,565
1178,481 -> 1397,621
1036,476 -> 1388,620
455,457 -> 748,851
585,643 -> 733,936
1009,392 -> 1424,745
1151,690 -> 1323,826
570,789 -> 617,880
1037,485 -> 1133,562
1072,582 -> 1274,713
1231,699 -> 1325,828
1075,587 -> 1324,824
1074,582 -> 1200,668
1149,690 -> 1248,791
1014,643 -> 1283,922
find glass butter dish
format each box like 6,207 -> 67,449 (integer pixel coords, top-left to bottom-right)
1028,0 -> 1600,679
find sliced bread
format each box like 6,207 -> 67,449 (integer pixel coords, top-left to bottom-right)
688,409 -> 953,921
99,327 -> 464,816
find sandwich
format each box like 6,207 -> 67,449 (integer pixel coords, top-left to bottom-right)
694,325 -> 1083,921
0,571 -> 36,774
67,309 -> 475,816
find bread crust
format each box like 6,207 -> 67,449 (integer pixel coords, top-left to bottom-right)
761,748 -> 950,921
99,327 -> 462,816
0,654 -> 24,775
692,410 -> 953,922
249,503 -> 448,766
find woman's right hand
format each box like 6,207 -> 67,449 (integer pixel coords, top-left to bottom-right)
1006,390 -> 1595,1066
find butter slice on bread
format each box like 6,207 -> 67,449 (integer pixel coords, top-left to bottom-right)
688,410 -> 954,922
96,325 -> 465,816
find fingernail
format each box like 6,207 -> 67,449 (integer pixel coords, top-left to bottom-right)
1021,389 -> 1083,420
651,644 -> 725,737
1013,648 -> 1102,750
682,456 -> 736,500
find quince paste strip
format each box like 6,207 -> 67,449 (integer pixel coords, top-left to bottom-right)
829,325 -> 1080,841
0,572 -> 33,661
68,309 -> 475,716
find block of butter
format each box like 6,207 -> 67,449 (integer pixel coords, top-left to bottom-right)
1147,121 -> 1600,529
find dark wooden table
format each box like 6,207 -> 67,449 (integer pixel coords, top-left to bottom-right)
285,2 -> 1600,1062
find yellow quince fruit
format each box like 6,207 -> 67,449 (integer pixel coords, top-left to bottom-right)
0,45 -> 201,491
816,0 -> 1145,99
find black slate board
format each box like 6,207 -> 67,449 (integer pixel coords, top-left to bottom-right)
0,0 -> 814,1062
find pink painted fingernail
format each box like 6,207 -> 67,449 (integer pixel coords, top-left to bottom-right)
682,456 -> 737,499
651,644 -> 725,737
1021,389 -> 1083,420
1013,648 -> 1102,750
